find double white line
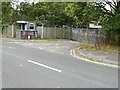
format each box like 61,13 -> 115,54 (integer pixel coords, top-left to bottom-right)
28,60 -> 62,73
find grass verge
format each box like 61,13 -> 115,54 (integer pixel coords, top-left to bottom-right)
79,42 -> 119,54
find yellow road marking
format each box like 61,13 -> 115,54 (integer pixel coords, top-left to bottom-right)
70,49 -> 120,68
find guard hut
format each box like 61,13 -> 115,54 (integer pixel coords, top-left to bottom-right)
16,21 -> 38,40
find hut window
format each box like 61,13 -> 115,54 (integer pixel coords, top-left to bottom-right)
29,24 -> 34,29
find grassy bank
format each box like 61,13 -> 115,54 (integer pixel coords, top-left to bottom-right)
79,42 -> 119,54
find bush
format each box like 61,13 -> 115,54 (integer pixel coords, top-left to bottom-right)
2,24 -> 9,37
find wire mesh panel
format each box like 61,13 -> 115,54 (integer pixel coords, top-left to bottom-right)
36,26 -> 105,44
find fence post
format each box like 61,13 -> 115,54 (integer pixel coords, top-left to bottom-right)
41,24 -> 44,39
12,22 -> 15,38
63,27 -> 66,39
54,26 -> 56,38
69,26 -> 73,40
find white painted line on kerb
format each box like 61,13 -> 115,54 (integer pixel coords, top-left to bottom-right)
28,60 -> 62,73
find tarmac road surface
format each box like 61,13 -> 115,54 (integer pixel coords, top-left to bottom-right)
2,42 -> 118,88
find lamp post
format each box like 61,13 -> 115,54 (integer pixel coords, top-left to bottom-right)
12,22 -> 16,38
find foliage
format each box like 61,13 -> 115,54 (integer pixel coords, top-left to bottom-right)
2,2 -> 14,24
94,1 -> 120,32
1,24 -> 9,36
87,1 -> 120,45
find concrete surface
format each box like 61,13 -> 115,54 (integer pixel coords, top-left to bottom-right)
78,49 -> 119,65
1,38 -> 119,88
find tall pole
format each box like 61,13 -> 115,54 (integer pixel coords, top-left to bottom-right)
12,22 -> 15,38
41,24 -> 44,39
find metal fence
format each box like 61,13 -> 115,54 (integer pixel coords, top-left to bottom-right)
70,28 -> 105,44
37,26 -> 66,39
0,24 -> 2,36
37,26 -> 105,44
4,25 -> 106,44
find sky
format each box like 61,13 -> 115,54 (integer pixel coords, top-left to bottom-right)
11,0 -> 42,9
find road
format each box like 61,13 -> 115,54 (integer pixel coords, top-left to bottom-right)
2,42 -> 118,88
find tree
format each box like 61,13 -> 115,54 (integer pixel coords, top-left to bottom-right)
0,1 -> 1,14
94,1 -> 120,45
17,2 -> 34,21
25,2 -> 71,27
2,2 -> 13,24
65,2 -> 94,27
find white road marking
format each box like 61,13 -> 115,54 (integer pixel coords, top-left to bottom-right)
8,47 -> 16,49
56,86 -> 60,88
28,60 -> 62,73
0,46 -> 15,49
8,47 -> 12,48
19,64 -> 23,67
39,47 -> 43,50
